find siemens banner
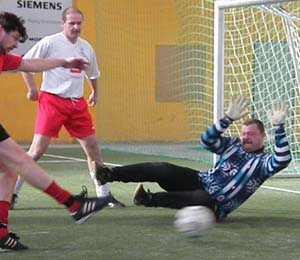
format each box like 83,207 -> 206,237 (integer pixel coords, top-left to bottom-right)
0,0 -> 72,55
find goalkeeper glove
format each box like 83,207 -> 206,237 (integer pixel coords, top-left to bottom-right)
267,100 -> 288,125
225,95 -> 250,121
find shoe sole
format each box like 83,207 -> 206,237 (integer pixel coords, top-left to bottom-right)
0,248 -> 11,253
0,247 -> 28,252
74,196 -> 111,224
133,183 -> 143,205
75,212 -> 95,224
107,203 -> 126,208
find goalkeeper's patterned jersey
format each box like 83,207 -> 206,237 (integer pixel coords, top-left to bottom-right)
198,117 -> 292,221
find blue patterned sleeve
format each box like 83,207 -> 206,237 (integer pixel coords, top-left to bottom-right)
200,117 -> 233,154
264,124 -> 292,176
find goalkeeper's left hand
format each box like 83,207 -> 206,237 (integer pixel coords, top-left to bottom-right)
267,100 -> 288,125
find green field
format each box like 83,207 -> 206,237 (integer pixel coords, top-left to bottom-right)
2,147 -> 300,260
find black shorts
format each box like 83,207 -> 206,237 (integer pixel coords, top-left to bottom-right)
0,124 -> 10,142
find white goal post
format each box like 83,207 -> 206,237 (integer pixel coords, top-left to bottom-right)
213,0 -> 300,174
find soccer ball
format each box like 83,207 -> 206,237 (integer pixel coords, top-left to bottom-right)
174,206 -> 216,237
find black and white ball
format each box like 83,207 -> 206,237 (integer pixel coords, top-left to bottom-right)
174,206 -> 216,237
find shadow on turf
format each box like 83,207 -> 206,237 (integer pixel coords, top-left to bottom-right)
222,209 -> 300,229
10,207 -> 63,211
11,205 -> 300,230
225,215 -> 300,225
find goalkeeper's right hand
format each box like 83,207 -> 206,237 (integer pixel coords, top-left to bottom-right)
225,95 -> 250,121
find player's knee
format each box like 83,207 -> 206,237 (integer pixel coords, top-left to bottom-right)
27,150 -> 44,161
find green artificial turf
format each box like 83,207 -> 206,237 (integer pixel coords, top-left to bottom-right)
2,147 -> 300,260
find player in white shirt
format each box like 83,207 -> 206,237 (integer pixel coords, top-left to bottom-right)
12,7 -> 125,209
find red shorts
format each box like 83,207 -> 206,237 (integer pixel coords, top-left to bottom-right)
35,92 -> 95,138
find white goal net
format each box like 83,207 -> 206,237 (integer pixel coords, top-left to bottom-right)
214,0 -> 300,175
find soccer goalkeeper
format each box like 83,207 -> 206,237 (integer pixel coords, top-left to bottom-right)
93,95 -> 292,221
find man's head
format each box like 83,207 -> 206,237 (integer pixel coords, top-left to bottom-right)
240,119 -> 265,152
0,12 -> 28,54
61,7 -> 83,43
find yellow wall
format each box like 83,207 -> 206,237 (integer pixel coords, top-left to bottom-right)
0,72 -> 37,142
0,0 -> 189,143
94,0 -> 185,141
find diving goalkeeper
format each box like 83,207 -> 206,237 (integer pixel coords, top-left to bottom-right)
93,95 -> 292,221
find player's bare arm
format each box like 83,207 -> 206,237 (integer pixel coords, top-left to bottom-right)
87,78 -> 98,107
21,72 -> 39,101
19,57 -> 89,72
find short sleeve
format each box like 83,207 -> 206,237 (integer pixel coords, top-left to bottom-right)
0,54 -> 22,71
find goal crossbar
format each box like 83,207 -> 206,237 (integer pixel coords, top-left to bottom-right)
215,0 -> 297,9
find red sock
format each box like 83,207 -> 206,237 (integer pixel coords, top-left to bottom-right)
43,181 -> 79,213
0,201 -> 9,238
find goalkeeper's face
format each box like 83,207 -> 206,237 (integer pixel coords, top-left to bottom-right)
240,124 -> 265,152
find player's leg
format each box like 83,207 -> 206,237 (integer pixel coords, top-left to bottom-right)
11,94 -> 109,219
10,175 -> 23,209
27,134 -> 52,161
11,134 -> 51,209
133,185 -> 215,210
95,162 -> 214,209
0,163 -> 29,251
95,162 -> 200,190
77,134 -> 125,208
67,97 -> 125,207
77,134 -> 105,197
0,137 -> 108,222
12,91 -> 64,207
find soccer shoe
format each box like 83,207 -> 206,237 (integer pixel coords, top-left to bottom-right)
75,186 -> 125,208
0,232 -> 28,252
107,193 -> 126,208
71,196 -> 110,224
9,194 -> 18,210
74,185 -> 88,199
91,161 -> 110,185
133,183 -> 152,206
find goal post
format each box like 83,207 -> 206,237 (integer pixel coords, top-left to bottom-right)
214,0 -> 300,174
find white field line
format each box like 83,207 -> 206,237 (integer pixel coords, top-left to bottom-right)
43,153 -> 300,194
43,153 -> 122,167
23,231 -> 50,235
43,154 -> 86,162
261,185 -> 300,195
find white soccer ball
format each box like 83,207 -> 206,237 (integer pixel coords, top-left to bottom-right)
174,206 -> 216,237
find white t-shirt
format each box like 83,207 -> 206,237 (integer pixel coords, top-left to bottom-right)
23,32 -> 100,98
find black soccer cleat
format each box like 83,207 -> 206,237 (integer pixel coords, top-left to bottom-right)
133,183 -> 152,206
0,232 -> 28,252
74,185 -> 88,200
71,196 -> 110,224
107,193 -> 126,208
91,161 -> 110,185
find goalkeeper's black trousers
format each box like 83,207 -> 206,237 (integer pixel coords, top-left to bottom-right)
108,162 -> 216,210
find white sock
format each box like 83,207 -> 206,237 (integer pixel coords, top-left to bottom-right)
13,176 -> 25,195
89,171 -> 110,198
95,183 -> 110,198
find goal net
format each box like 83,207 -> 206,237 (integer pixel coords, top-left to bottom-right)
94,0 -> 300,174
215,0 -> 300,174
